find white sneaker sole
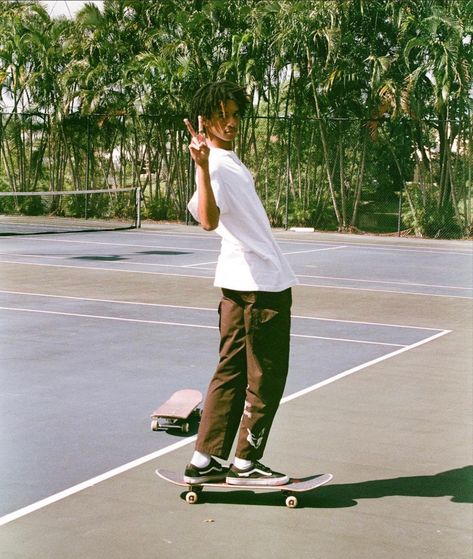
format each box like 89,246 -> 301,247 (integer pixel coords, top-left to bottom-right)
226,475 -> 289,487
183,475 -> 227,484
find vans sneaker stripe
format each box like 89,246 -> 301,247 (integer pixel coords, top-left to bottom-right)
201,465 -> 221,475
240,467 -> 272,477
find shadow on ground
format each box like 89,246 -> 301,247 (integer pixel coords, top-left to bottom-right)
176,466 -> 473,508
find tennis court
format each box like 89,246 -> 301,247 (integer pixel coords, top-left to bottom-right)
0,225 -> 472,559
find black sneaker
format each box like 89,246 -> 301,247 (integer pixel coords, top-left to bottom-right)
226,461 -> 289,486
184,458 -> 228,484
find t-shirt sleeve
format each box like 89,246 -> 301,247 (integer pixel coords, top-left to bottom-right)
187,169 -> 228,222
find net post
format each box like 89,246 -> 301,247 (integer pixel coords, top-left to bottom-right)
135,187 -> 142,228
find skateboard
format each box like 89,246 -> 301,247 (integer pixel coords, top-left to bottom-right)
150,389 -> 202,434
156,468 -> 333,508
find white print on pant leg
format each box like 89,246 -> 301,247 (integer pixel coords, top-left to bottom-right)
243,400 -> 252,419
246,427 -> 265,449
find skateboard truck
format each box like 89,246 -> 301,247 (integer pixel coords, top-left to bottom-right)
150,389 -> 203,434
184,484 -> 300,508
150,412 -> 201,434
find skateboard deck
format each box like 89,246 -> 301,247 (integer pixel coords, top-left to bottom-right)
156,468 -> 333,508
150,389 -> 202,433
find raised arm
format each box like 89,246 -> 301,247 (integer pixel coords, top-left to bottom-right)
184,116 -> 220,231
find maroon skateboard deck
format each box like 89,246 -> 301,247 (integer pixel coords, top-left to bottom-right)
156,468 -> 333,508
150,389 -> 202,433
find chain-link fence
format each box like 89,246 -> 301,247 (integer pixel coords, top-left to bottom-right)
1,112 -> 471,238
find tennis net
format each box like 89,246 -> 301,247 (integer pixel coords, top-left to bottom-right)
0,187 -> 141,235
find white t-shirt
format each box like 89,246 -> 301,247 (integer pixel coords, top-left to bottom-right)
187,147 -> 298,292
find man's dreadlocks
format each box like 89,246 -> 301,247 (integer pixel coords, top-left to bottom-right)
190,81 -> 249,127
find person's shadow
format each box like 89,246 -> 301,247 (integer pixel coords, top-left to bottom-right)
304,465 -> 473,508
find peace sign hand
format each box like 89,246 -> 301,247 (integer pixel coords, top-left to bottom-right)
184,116 -> 209,167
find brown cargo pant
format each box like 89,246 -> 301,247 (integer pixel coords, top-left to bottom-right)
195,287 -> 292,462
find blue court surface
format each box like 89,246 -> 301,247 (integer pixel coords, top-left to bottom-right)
0,226 -> 471,559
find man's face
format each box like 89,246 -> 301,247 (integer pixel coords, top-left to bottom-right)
205,99 -> 241,149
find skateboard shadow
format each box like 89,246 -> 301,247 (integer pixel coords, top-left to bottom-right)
179,466 -> 472,508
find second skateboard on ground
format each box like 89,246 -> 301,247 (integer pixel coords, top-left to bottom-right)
150,389 -> 202,434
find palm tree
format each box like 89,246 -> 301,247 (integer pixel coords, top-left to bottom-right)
0,1 -> 59,193
400,1 -> 471,233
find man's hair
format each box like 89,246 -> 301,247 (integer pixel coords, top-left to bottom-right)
190,81 -> 249,126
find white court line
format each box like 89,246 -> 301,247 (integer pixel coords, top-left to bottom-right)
0,252 -> 213,270
0,306 -> 218,331
0,238 -> 220,252
282,246 -> 347,255
0,252 -> 65,260
116,229 -> 472,256
275,236 -> 473,256
0,259 -> 215,280
0,290 -> 460,336
0,289 -> 444,331
1,259 -> 470,299
5,230 -> 472,256
119,230 -> 215,240
297,280 -> 472,300
0,289 -> 216,312
281,328 -> 451,403
0,305 -> 404,346
0,438 -> 197,527
0,247 -> 348,268
292,333 -> 404,347
299,272 -> 472,292
291,313 -> 443,331
182,261 -> 218,268
0,327 -> 451,527
3,255 -> 470,292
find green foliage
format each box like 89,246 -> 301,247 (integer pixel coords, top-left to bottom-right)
144,196 -> 179,222
0,0 -> 471,238
402,185 -> 464,239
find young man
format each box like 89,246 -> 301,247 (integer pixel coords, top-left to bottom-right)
184,81 -> 298,487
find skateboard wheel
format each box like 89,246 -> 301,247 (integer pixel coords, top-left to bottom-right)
151,419 -> 160,431
186,491 -> 199,504
285,495 -> 298,508
181,422 -> 190,434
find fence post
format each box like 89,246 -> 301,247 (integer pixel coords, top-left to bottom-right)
397,183 -> 404,237
135,186 -> 142,228
86,115 -> 91,191
285,118 -> 292,230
